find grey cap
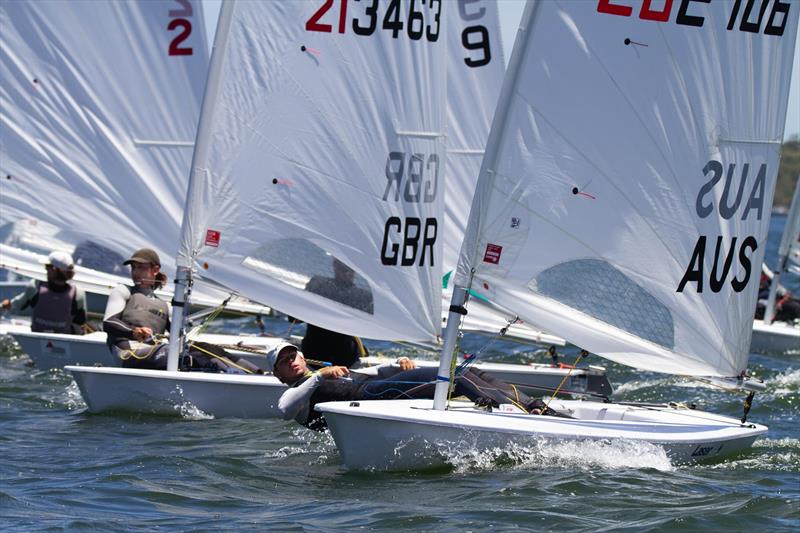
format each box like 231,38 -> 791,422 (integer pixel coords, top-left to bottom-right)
266,342 -> 300,372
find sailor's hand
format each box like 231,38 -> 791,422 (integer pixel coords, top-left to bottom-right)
397,357 -> 416,371
132,326 -> 154,341
319,366 -> 349,379
1,299 -> 10,310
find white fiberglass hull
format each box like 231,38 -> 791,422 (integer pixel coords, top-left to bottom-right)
317,399 -> 767,471
15,330 -> 610,397
0,318 -> 31,337
11,330 -> 282,370
66,366 -> 286,418
66,358 -> 611,419
750,319 -> 800,354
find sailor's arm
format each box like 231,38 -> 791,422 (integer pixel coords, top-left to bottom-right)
2,281 -> 38,312
278,373 -> 322,422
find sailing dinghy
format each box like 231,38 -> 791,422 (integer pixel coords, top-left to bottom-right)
751,181 -> 800,353
67,0 -> 606,418
318,0 -> 798,469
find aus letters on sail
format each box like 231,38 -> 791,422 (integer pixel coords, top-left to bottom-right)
677,161 -> 767,294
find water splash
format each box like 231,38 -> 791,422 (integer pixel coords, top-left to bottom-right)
435,437 -> 674,473
767,367 -> 800,394
63,381 -> 86,410
613,378 -> 669,394
264,427 -> 337,465
169,385 -> 214,420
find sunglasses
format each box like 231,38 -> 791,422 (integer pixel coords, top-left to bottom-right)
276,351 -> 299,367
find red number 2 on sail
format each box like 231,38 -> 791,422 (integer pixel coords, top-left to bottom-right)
306,0 -> 348,34
168,0 -> 194,56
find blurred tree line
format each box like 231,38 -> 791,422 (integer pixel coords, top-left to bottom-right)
777,137 -> 800,208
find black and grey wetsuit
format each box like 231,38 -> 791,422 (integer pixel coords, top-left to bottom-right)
278,365 -> 538,430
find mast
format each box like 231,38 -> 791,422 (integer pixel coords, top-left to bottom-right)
764,178 -> 800,325
433,0 -> 540,410
167,0 -> 237,371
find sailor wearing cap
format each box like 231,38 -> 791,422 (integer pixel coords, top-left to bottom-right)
2,250 -> 88,334
268,342 -> 550,430
103,248 -> 172,368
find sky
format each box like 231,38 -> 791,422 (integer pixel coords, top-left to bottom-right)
203,0 -> 798,140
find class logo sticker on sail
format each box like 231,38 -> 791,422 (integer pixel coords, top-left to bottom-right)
483,243 -> 503,264
597,0 -> 792,36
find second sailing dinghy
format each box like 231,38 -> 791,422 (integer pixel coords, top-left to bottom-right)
751,181 -> 800,353
318,0 -> 798,469
68,0 -> 604,418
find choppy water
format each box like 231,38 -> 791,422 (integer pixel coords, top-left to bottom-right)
1,216 -> 798,531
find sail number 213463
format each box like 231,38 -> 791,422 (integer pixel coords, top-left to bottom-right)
306,0 -> 441,41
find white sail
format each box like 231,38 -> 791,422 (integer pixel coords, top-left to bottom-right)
443,0 -> 506,275
0,0 -> 209,273
779,178 -> 800,275
178,0 -> 447,343
456,0 -> 798,377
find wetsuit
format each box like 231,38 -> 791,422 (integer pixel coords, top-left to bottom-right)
278,364 -> 539,430
7,279 -> 87,333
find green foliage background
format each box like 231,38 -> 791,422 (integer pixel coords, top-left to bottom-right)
777,137 -> 800,208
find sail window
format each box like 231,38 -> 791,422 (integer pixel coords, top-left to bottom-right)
242,238 -> 374,315
531,259 -> 674,349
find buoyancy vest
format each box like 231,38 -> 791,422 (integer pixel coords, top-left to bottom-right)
31,282 -> 76,333
120,290 -> 169,336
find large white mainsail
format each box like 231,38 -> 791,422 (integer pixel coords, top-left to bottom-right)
177,0 -> 446,344
0,0 -> 208,273
455,0 -> 798,377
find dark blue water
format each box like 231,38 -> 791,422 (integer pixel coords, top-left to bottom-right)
1,216 -> 798,531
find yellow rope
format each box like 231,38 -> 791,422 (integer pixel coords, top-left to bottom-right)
186,341 -> 256,374
354,336 -> 367,357
541,351 -> 585,412
118,338 -> 166,361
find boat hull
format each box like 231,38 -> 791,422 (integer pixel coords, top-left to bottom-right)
66,366 -> 287,418
750,319 -> 800,354
317,399 -> 767,470
11,330 -> 282,370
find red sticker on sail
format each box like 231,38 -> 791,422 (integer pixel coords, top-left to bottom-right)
483,243 -> 502,264
205,229 -> 221,247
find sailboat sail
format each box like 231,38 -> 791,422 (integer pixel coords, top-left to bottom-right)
0,0 -> 209,272
179,0 -> 447,343
779,179 -> 800,275
456,0 -> 798,377
443,1 -> 505,275
764,177 -> 800,323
